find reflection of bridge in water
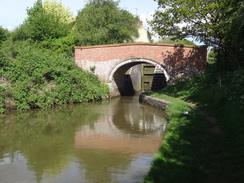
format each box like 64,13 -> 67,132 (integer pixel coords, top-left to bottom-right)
0,96 -> 167,183
74,96 -> 167,154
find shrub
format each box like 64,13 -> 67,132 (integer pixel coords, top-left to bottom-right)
0,44 -> 109,112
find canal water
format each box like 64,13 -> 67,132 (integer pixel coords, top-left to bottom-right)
0,95 -> 167,183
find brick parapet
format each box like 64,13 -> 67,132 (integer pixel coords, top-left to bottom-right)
75,43 -> 206,65
74,43 -> 207,95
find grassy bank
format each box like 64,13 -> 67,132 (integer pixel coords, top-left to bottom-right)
144,70 -> 244,183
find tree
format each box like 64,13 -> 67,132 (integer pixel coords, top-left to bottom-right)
157,36 -> 195,45
149,0 -> 231,47
20,0 -> 74,41
75,0 -> 139,45
43,0 -> 74,24
0,26 -> 8,45
150,0 -> 244,71
221,0 -> 244,70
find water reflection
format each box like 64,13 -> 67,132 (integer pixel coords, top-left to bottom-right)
74,96 -> 164,153
0,96 -> 167,183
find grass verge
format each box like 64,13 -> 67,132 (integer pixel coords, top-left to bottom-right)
144,90 -> 243,183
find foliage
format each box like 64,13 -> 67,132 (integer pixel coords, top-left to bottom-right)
75,0 -> 139,45
0,26 -> 8,46
150,0 -> 231,46
0,52 -> 10,113
157,36 -> 195,45
150,0 -> 244,71
14,0 -> 74,42
38,33 -> 77,56
43,0 -> 74,24
144,67 -> 244,182
10,0 -> 76,56
0,44 -> 109,111
11,24 -> 30,41
223,70 -> 244,109
0,87 -> 4,113
216,0 -> 244,71
160,66 -> 244,109
10,0 -> 140,55
143,94 -> 229,183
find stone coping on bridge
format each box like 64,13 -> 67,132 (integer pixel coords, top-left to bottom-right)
74,42 -> 207,50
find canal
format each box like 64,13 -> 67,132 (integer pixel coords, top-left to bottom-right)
0,95 -> 167,183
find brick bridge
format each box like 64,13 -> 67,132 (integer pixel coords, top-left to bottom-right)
74,43 -> 207,96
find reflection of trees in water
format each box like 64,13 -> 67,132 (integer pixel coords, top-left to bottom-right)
111,96 -> 165,135
0,104 -> 101,182
0,96 -> 166,183
74,148 -> 131,183
71,96 -> 166,183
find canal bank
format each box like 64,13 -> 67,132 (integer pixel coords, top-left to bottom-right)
139,93 -> 229,183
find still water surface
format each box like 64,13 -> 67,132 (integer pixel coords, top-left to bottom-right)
0,96 -> 167,183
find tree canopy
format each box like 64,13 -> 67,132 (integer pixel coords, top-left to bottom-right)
14,0 -> 74,41
74,0 -> 139,45
150,0 -> 231,46
157,36 -> 195,45
43,0 -> 74,24
150,0 -> 244,71
0,27 -> 8,46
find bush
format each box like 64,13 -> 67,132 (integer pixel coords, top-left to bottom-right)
0,87 -> 5,113
224,70 -> 244,109
0,44 -> 109,112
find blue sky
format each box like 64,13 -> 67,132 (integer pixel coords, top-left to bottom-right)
0,0 -> 158,30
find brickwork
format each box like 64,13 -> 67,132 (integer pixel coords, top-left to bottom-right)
74,43 -> 207,96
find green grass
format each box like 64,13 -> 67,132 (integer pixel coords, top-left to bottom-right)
144,94 -> 227,183
144,71 -> 244,183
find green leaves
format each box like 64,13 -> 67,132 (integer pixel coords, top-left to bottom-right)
0,44 -> 109,112
0,27 -> 8,46
75,0 -> 139,45
150,0 -> 229,46
21,0 -> 74,41
152,0 -> 244,71
0,87 -> 5,113
158,36 -> 195,45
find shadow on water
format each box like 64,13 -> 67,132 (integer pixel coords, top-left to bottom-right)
0,96 -> 167,183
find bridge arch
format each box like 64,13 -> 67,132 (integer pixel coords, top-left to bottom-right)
107,58 -> 170,96
75,43 -> 207,96
108,58 -> 169,81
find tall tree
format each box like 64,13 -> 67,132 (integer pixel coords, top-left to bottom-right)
18,0 -> 74,41
221,0 -> 244,70
43,0 -> 74,24
75,0 -> 139,45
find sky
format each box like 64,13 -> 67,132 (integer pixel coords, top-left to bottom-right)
0,0 -> 158,30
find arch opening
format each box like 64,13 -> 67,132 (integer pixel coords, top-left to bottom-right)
108,58 -> 169,96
